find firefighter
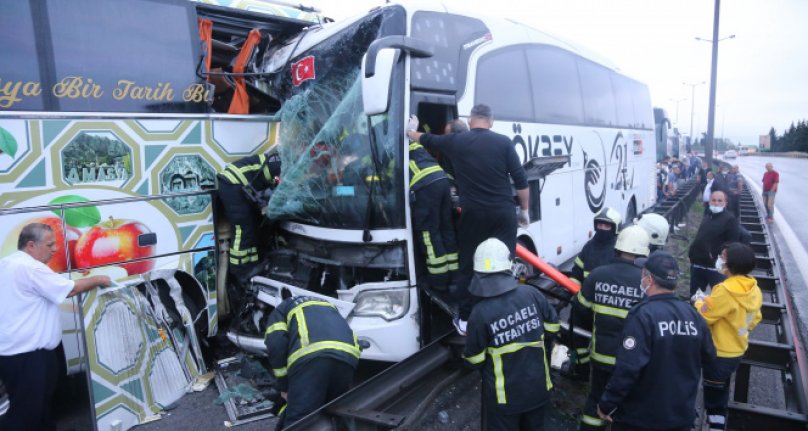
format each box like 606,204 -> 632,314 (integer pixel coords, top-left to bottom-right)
409,140 -> 458,290
635,213 -> 670,253
597,251 -> 715,431
575,225 -> 650,431
264,295 -> 361,430
217,152 -> 281,287
568,207 -> 622,378
463,238 -> 559,431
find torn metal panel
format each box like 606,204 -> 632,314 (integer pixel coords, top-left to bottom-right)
81,270 -> 210,431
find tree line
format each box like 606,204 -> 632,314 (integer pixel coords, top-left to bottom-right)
768,120 -> 808,153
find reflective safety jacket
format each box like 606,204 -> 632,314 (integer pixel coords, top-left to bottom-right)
264,296 -> 360,391
464,282 -> 559,415
408,142 -> 447,191
570,235 -> 616,285
575,257 -> 644,370
219,152 -> 281,189
599,293 -> 715,429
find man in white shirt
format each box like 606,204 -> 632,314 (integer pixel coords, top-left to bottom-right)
0,223 -> 111,431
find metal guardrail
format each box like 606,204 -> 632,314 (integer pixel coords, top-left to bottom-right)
645,177 -> 702,230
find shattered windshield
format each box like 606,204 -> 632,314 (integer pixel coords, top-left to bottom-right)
267,8 -> 406,230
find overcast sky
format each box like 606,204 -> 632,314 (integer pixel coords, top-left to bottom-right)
309,0 -> 807,147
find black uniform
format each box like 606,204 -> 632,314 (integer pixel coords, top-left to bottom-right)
569,233 -> 617,377
420,128 -> 528,320
464,278 -> 559,431
688,209 -> 740,295
217,153 -> 281,284
598,293 -> 716,431
409,142 -> 458,288
264,296 -> 360,429
574,257 -> 644,430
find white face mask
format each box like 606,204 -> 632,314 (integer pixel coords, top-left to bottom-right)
709,205 -> 724,214
640,274 -> 650,296
715,256 -> 725,272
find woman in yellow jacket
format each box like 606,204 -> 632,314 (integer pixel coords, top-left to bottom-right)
693,242 -> 762,431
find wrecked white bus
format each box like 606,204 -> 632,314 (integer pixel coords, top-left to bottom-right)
226,2 -> 657,362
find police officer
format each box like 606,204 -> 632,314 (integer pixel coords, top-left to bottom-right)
409,141 -> 458,289
635,213 -> 670,253
568,207 -> 622,378
575,225 -> 650,431
264,295 -> 361,430
217,152 -> 281,286
597,251 -> 716,431
463,238 -> 559,431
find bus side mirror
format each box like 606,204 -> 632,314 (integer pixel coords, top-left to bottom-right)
361,36 -> 433,116
362,48 -> 399,116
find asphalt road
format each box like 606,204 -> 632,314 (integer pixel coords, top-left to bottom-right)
733,154 -> 808,369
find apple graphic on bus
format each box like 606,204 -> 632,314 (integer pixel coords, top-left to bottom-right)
74,217 -> 156,275
31,215 -> 80,273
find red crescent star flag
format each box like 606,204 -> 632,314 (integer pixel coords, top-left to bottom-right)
292,55 -> 315,86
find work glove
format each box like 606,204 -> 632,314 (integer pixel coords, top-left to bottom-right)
406,115 -> 419,140
518,209 -> 530,228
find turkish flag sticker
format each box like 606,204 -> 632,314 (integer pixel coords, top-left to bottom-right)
292,56 -> 315,86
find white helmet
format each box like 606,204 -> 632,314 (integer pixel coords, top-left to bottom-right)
474,238 -> 512,273
614,225 -> 651,257
594,207 -> 622,234
635,213 -> 670,246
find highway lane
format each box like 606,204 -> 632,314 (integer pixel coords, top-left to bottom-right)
733,155 -> 808,350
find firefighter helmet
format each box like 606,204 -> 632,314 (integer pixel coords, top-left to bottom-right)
474,238 -> 512,273
594,207 -> 622,234
635,213 -> 670,246
615,225 -> 651,257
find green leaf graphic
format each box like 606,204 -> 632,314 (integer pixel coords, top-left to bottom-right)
0,126 -> 18,157
49,195 -> 101,227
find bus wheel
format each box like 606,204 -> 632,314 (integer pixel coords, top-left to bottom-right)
512,239 -> 536,280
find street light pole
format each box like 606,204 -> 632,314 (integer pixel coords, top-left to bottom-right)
698,0 -> 735,165
669,98 -> 686,125
683,81 -> 705,145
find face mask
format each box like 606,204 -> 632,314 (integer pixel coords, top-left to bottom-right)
715,256 -> 725,272
640,276 -> 650,296
594,229 -> 613,243
709,205 -> 724,214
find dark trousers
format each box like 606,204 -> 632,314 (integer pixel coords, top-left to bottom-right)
218,179 -> 263,285
728,192 -> 741,219
412,180 -> 458,288
703,356 -> 742,430
483,399 -> 545,431
456,207 -> 517,320
689,265 -> 726,296
0,348 -> 60,431
580,367 -> 612,430
278,357 -> 354,429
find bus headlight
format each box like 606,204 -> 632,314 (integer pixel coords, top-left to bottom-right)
351,288 -> 410,321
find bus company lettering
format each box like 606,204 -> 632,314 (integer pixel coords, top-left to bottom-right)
510,123 -> 573,165
658,320 -> 699,337
53,76 -> 104,99
489,304 -> 542,346
0,79 -> 42,109
112,80 -> 174,101
594,281 -> 642,308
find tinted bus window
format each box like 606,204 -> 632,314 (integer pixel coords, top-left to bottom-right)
0,0 -> 206,113
476,48 -> 532,121
611,73 -> 635,128
526,46 -> 584,124
45,0 -> 203,113
578,59 -> 616,126
0,2 -> 45,110
631,81 -> 654,129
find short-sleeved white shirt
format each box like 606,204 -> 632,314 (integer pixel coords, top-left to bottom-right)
0,250 -> 75,355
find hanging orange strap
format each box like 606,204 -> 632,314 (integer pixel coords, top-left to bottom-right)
228,29 -> 262,114
198,19 -> 213,80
